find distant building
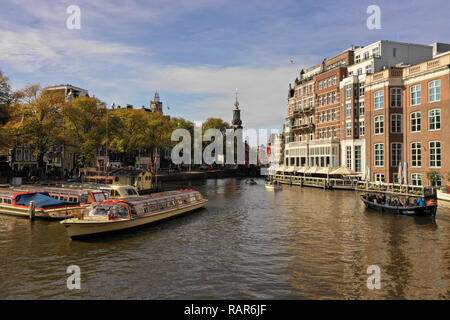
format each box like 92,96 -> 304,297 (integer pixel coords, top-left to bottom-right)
150,91 -> 163,113
43,84 -> 89,101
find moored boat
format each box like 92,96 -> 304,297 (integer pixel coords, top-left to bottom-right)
265,181 -> 282,191
437,186 -> 450,202
61,189 -> 208,239
0,190 -> 84,219
360,194 -> 437,216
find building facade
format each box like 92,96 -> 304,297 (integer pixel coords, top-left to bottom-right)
283,40 -> 450,186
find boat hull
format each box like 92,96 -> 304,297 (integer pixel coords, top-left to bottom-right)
265,185 -> 281,191
0,205 -> 83,220
437,190 -> 450,202
360,195 -> 436,216
62,200 -> 208,239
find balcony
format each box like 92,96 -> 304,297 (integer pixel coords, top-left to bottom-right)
292,123 -> 315,132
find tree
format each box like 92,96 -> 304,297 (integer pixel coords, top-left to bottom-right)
63,97 -> 107,168
8,90 -> 66,176
0,70 -> 13,125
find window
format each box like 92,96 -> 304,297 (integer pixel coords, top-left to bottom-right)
319,81 -> 322,90
374,144 -> 384,167
393,48 -> 397,57
375,173 -> 385,183
429,141 -> 441,168
410,85 -> 421,106
333,75 -> 337,85
346,122 -> 352,136
428,109 -> 441,131
346,103 -> 352,117
411,142 -> 422,167
359,101 -> 365,115
359,82 -> 365,96
390,88 -> 402,107
374,115 -> 384,135
364,52 -> 370,59
332,91 -> 336,103
309,97 -> 313,107
411,173 -> 422,186
298,101 -> 302,110
332,108 -> 337,121
391,143 -> 402,167
410,112 -> 421,132
346,85 -> 352,99
431,175 -> 442,187
323,80 -> 328,89
391,114 -> 402,133
346,146 -> 352,168
356,55 -> 361,63
357,68 -> 363,75
366,64 -> 372,75
355,146 -> 362,173
428,80 -> 441,102
359,120 -> 365,136
374,90 -> 384,110
15,148 -> 22,161
332,127 -> 337,137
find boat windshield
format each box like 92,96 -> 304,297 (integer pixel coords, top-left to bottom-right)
88,204 -> 129,217
124,188 -> 138,196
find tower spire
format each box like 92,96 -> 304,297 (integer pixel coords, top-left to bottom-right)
234,88 -> 239,109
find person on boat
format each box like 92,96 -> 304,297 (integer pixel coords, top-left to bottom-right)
417,197 -> 424,206
385,198 -> 391,206
404,198 -> 410,207
392,197 -> 399,206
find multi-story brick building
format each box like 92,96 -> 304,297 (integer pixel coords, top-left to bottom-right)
283,40 -> 450,186
365,51 -> 450,186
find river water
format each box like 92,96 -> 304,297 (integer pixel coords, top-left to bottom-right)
1,178 -> 449,299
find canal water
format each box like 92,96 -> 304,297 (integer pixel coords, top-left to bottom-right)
0,178 -> 449,299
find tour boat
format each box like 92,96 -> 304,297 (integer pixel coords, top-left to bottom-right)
437,186 -> 450,202
360,194 -> 437,216
265,182 -> 282,191
0,190 -> 83,219
61,189 -> 208,239
14,185 -> 109,205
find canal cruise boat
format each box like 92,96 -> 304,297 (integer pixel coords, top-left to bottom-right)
14,185 -> 109,205
265,181 -> 282,191
360,193 -> 437,216
0,190 -> 84,219
61,189 -> 208,239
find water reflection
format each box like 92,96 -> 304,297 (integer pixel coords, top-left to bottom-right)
0,178 -> 449,299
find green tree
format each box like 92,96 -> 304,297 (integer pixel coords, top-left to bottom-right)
63,97 -> 107,168
8,90 -> 66,176
0,70 -> 13,125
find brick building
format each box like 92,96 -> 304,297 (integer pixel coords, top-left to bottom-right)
283,40 -> 450,186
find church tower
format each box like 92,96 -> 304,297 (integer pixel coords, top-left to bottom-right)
150,91 -> 163,113
231,89 -> 242,131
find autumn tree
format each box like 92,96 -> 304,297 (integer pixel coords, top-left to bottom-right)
8,90 -> 66,176
63,97 -> 107,168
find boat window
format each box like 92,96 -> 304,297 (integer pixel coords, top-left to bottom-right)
93,192 -> 106,202
0,198 -> 3,203
89,204 -> 129,217
110,190 -> 119,197
5,199 -> 12,204
80,194 -> 88,203
124,188 -> 138,196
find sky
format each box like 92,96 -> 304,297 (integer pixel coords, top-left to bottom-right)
1,0 -> 450,131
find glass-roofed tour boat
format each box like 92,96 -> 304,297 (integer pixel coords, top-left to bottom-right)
61,189 -> 208,239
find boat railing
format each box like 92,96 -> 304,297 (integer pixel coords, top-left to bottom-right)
355,181 -> 435,197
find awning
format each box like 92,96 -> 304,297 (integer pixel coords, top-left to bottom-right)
317,167 -> 333,175
305,167 -> 318,174
14,192 -> 76,208
330,167 -> 357,175
296,167 -> 307,173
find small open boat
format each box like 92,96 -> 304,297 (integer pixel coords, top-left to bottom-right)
265,182 -> 282,191
245,179 -> 257,185
61,189 -> 208,239
360,194 -> 437,216
437,186 -> 450,202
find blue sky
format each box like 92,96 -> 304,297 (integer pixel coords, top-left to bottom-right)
1,0 -> 449,130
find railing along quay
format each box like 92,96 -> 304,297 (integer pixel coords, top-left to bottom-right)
268,174 -> 436,198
